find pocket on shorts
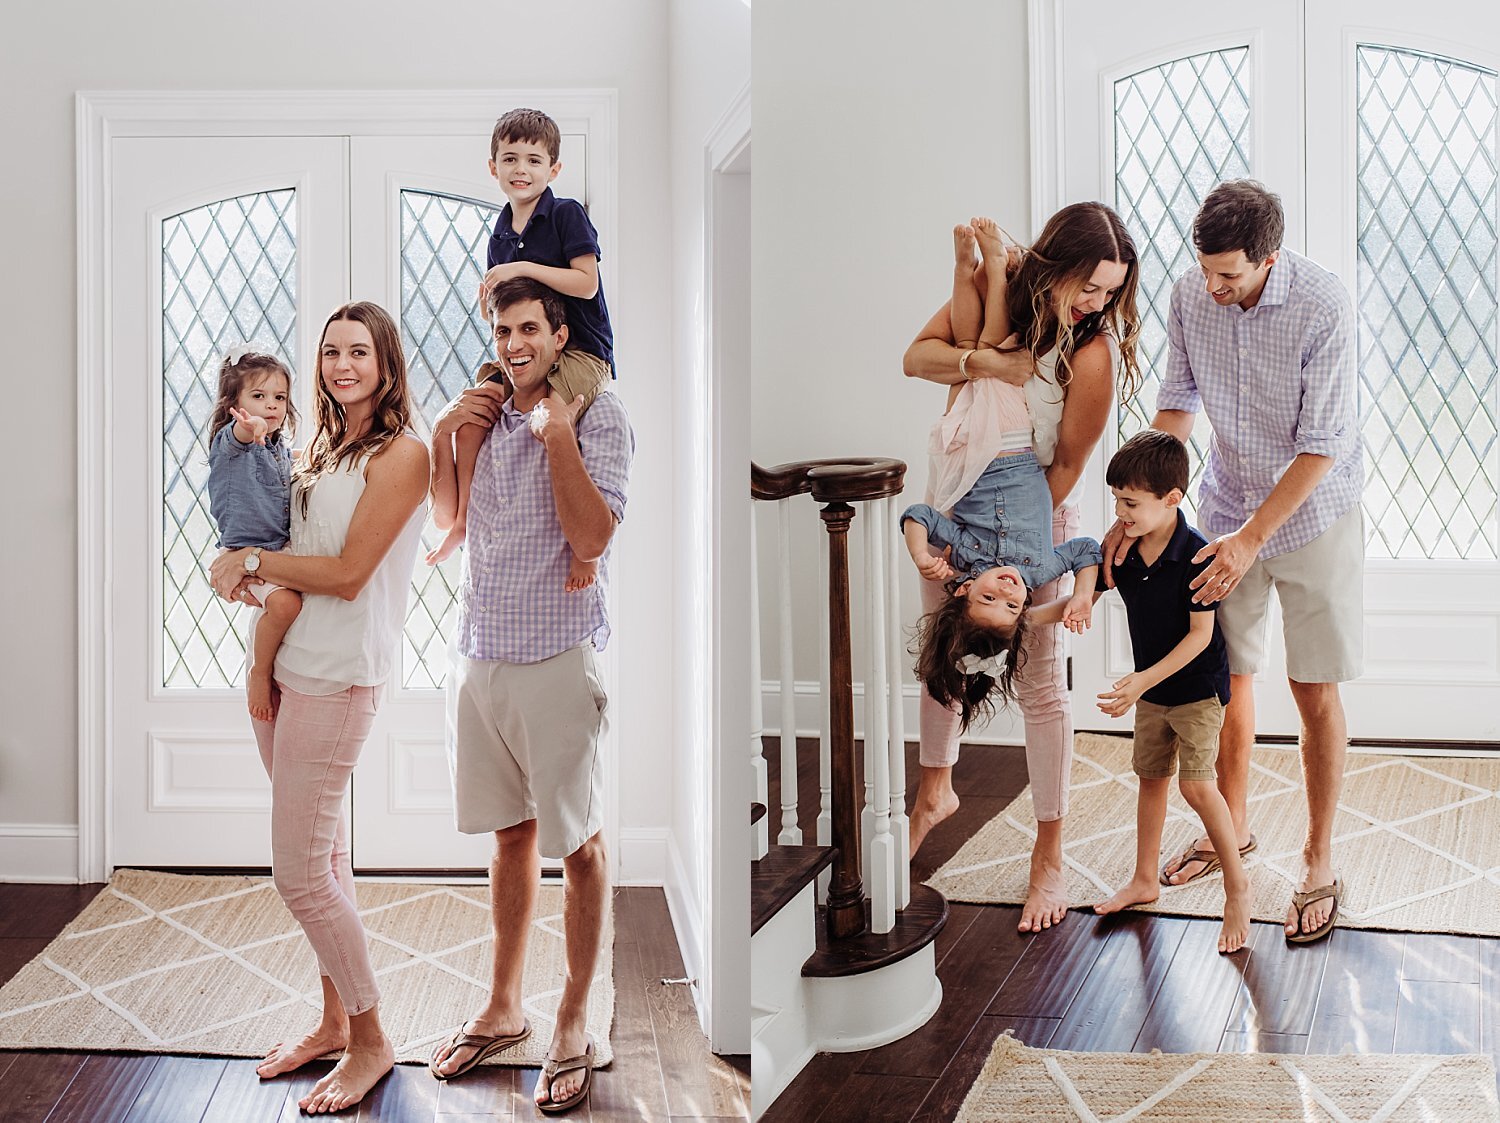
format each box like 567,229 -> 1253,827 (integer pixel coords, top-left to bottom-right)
580,645 -> 607,716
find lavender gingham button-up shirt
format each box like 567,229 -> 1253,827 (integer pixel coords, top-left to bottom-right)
457,390 -> 633,663
1157,247 -> 1364,559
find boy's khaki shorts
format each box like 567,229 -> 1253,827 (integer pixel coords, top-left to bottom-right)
478,350 -> 612,418
446,643 -> 607,859
1133,696 -> 1225,782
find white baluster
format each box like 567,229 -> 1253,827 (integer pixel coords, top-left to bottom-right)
865,500 -> 896,933
776,498 -> 801,845
886,494 -> 911,906
749,502 -> 769,861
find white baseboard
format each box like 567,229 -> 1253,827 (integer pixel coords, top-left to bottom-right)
759,679 -> 1025,745
0,823 -> 81,882
663,831 -> 705,1008
617,826 -> 668,887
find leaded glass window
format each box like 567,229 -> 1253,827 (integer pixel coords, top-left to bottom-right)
400,190 -> 502,689
1114,48 -> 1252,509
161,191 -> 296,689
1357,46 -> 1499,560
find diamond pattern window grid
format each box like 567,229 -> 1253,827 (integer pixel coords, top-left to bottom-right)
400,190 -> 502,689
161,191 -> 297,689
1113,48 -> 1252,516
1357,46 -> 1498,560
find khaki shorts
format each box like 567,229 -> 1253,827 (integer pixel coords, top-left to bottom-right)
1133,696 -> 1225,781
446,643 -> 607,859
478,350 -> 612,418
1217,504 -> 1364,683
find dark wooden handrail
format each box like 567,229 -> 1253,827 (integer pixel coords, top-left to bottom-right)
751,455 -> 908,942
751,458 -> 906,503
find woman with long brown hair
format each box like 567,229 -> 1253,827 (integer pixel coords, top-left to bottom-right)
209,301 -> 429,1113
903,202 -> 1142,934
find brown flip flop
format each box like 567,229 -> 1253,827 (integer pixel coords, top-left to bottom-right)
1286,876 -> 1342,945
537,1038 -> 595,1114
428,1018 -> 532,1080
1159,833 -> 1258,886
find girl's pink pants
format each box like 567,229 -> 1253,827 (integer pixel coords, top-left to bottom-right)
252,684 -> 381,1016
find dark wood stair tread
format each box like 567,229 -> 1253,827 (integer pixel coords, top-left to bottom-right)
751,802 -> 767,825
752,844 -> 837,936
801,884 -> 948,978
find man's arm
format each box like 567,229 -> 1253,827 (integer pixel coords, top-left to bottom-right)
531,394 -> 625,562
1097,610 -> 1215,717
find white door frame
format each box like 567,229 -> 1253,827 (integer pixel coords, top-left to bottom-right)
76,89 -> 618,883
705,83 -> 751,1053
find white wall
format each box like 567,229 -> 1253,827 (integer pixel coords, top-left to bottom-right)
750,0 -> 1032,729
0,0 -> 692,878
667,0 -> 751,1051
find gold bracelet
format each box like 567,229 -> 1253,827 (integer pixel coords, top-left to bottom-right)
958,348 -> 976,380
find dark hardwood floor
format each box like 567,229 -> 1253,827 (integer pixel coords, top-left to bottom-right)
761,734 -> 1500,1122
0,881 -> 748,1122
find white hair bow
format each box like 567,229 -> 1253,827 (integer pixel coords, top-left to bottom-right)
959,653 -> 1004,676
225,341 -> 277,365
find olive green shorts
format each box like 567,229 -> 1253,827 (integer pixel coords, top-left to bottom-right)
1132,696 -> 1225,782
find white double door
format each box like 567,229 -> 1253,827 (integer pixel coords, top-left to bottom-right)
1059,0 -> 1500,741
109,132 -> 588,867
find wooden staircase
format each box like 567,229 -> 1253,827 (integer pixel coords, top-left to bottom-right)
749,457 -> 947,1118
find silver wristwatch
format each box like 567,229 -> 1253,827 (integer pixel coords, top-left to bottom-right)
244,547 -> 263,575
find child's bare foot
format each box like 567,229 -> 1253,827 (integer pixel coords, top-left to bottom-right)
298,1036 -> 394,1113
1094,875 -> 1160,915
425,523 -> 466,566
565,560 -> 598,593
247,671 -> 276,723
972,215 -> 1006,263
1220,889 -> 1251,954
953,223 -> 976,269
256,1024 -> 348,1079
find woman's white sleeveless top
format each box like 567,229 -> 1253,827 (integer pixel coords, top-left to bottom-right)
274,434 -> 426,695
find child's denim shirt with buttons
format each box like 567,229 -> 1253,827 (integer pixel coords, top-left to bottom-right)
207,423 -> 293,550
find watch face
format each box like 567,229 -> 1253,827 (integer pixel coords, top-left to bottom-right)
245,552 -> 260,573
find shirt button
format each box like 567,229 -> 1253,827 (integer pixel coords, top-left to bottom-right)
518,241 -> 525,249
1239,348 -> 1248,357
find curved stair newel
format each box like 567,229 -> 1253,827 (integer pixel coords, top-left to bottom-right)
749,457 -> 946,1119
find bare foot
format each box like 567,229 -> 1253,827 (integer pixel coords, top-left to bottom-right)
299,1036 -> 394,1114
1221,889 -> 1251,953
953,223 -> 976,269
908,789 -> 960,857
1285,860 -> 1338,938
1094,875 -> 1159,915
1019,862 -> 1069,933
247,671 -> 276,723
256,1024 -> 347,1079
425,523 -> 466,566
536,1025 -> 592,1111
972,215 -> 1005,263
429,1013 -> 529,1078
565,561 -> 597,593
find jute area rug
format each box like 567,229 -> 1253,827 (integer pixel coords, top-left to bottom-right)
954,1035 -> 1498,1122
930,732 -> 1500,935
0,869 -> 614,1067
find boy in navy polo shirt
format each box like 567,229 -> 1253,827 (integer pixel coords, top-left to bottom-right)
427,107 -> 615,573
1091,430 -> 1249,954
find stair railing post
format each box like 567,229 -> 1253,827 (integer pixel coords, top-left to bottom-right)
749,501 -> 769,861
820,499 -> 866,940
886,494 -> 911,905
816,528 -> 833,899
864,499 -> 896,933
776,498 -> 801,845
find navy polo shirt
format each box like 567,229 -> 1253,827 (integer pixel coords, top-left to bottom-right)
487,187 -> 615,373
1111,509 -> 1231,707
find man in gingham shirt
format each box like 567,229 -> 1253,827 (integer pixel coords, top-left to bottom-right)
427,277 -> 632,1105
1107,181 -> 1363,945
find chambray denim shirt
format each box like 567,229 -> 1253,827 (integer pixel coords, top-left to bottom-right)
901,450 -> 1102,592
207,423 -> 292,550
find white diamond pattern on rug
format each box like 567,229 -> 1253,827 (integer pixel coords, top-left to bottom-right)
930,734 -> 1500,936
0,870 -> 614,1066
955,1035 -> 1499,1122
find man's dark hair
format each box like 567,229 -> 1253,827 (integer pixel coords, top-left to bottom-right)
491,107 -> 561,164
487,276 -> 568,334
1107,429 -> 1189,497
1193,179 -> 1284,262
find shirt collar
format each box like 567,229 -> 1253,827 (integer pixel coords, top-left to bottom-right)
1125,508 -> 1194,567
497,186 -> 556,237
1254,249 -> 1292,310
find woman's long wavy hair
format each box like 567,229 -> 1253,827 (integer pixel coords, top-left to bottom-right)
291,302 -> 414,517
912,589 -> 1032,732
999,201 -> 1143,401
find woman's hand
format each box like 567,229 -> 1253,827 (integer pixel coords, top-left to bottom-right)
209,549 -> 261,601
964,336 -> 1034,385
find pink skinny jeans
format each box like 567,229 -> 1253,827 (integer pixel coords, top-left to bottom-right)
918,505 -> 1077,822
251,683 -> 381,1016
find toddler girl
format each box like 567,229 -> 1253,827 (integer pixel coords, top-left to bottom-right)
206,345 -> 302,721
